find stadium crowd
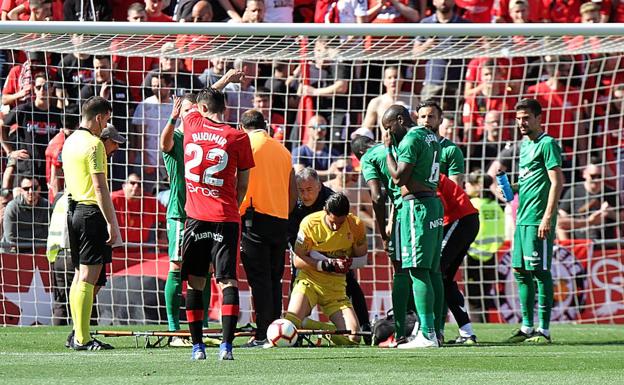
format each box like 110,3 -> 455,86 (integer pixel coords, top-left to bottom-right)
0,1 -> 622,350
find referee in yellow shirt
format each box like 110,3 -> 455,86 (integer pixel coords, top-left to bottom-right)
63,96 -> 120,350
239,109 -> 297,347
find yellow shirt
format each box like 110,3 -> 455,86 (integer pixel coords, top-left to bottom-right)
296,211 -> 366,288
61,129 -> 107,205
239,130 -> 292,219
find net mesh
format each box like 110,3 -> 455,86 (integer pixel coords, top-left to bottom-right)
0,25 -> 622,327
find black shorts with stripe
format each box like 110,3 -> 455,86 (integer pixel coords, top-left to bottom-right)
181,218 -> 240,282
67,203 -> 112,286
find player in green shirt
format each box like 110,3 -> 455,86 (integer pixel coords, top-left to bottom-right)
160,71 -> 242,346
503,98 -> 564,344
416,100 -> 465,187
352,135 -> 412,345
382,104 -> 444,348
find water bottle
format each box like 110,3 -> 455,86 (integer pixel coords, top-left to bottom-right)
496,170 -> 514,202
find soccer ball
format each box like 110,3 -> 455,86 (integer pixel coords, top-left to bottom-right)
266,319 -> 298,347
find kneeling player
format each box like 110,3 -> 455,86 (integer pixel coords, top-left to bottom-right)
285,193 -> 368,345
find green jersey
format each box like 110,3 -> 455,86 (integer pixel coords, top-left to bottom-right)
360,143 -> 402,206
439,137 -> 465,176
517,133 -> 562,225
397,127 -> 441,190
162,129 -> 186,220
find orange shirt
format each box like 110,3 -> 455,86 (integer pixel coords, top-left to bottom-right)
239,130 -> 292,220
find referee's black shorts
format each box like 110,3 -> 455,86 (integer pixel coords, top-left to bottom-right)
67,203 -> 112,286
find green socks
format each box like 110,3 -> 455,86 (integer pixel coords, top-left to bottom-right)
409,268 -> 435,336
392,272 -> 411,338
514,270 -> 535,328
533,270 -> 553,331
165,270 -> 182,331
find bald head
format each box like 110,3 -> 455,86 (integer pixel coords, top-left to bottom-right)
382,104 -> 413,143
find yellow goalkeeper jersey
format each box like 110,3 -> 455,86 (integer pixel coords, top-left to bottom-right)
295,211 -> 366,289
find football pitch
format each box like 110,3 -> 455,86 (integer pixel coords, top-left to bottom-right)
1,324 -> 623,385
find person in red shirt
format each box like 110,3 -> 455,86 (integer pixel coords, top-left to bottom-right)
111,173 -> 166,244
542,0 -> 583,23
44,105 -> 79,202
145,0 -> 173,21
600,0 -> 624,22
462,59 -> 517,142
437,173 -> 480,344
492,0 -> 543,23
525,55 -> 585,155
2,51 -> 57,108
455,0 -> 493,22
176,1 -> 215,74
182,87 -> 254,360
252,87 -> 286,141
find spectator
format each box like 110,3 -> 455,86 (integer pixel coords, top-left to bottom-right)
219,0 -> 246,22
241,0 -> 264,22
142,42 -> 203,99
557,164 -> 620,241
252,87 -> 286,140
438,113 -> 459,143
492,0 -> 541,23
111,0 -> 138,21
175,1 -> 215,74
1,175 -> 49,251
131,71 -> 174,193
600,0 -> 624,22
1,72 -> 62,188
542,0 -> 583,23
467,110 -> 508,172
1,0 -> 28,20
580,1 -> 601,23
465,172 -> 504,323
324,157 -> 375,231
525,55 -> 585,158
145,0 -> 173,21
295,37 -> 353,146
264,0 -> 293,22
80,55 -> 134,189
0,186 -> 13,240
199,58 -> 227,88
224,59 -> 257,124
111,173 -> 166,244
2,51 -> 56,108
238,109 -> 296,347
58,35 -> 94,106
189,0 -> 213,21
315,0 -> 368,42
362,65 -> 418,135
63,0 -> 112,21
112,3 -> 159,101
414,0 -> 470,112
366,0 -> 419,24
462,59 -> 517,142
455,0 -> 493,23
6,0 -> 52,20
44,105 -> 80,202
291,115 -> 340,175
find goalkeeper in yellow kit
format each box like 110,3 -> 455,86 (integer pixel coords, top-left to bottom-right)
285,192 -> 368,345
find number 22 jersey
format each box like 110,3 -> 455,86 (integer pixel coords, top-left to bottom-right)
183,110 -> 255,223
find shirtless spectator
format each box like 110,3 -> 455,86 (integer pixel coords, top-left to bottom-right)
362,65 -> 418,135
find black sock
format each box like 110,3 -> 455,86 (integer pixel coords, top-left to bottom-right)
221,286 -> 239,344
185,289 -> 204,345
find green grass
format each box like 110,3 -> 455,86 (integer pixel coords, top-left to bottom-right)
1,324 -> 624,385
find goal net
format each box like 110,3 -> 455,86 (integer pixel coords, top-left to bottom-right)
0,22 -> 622,327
